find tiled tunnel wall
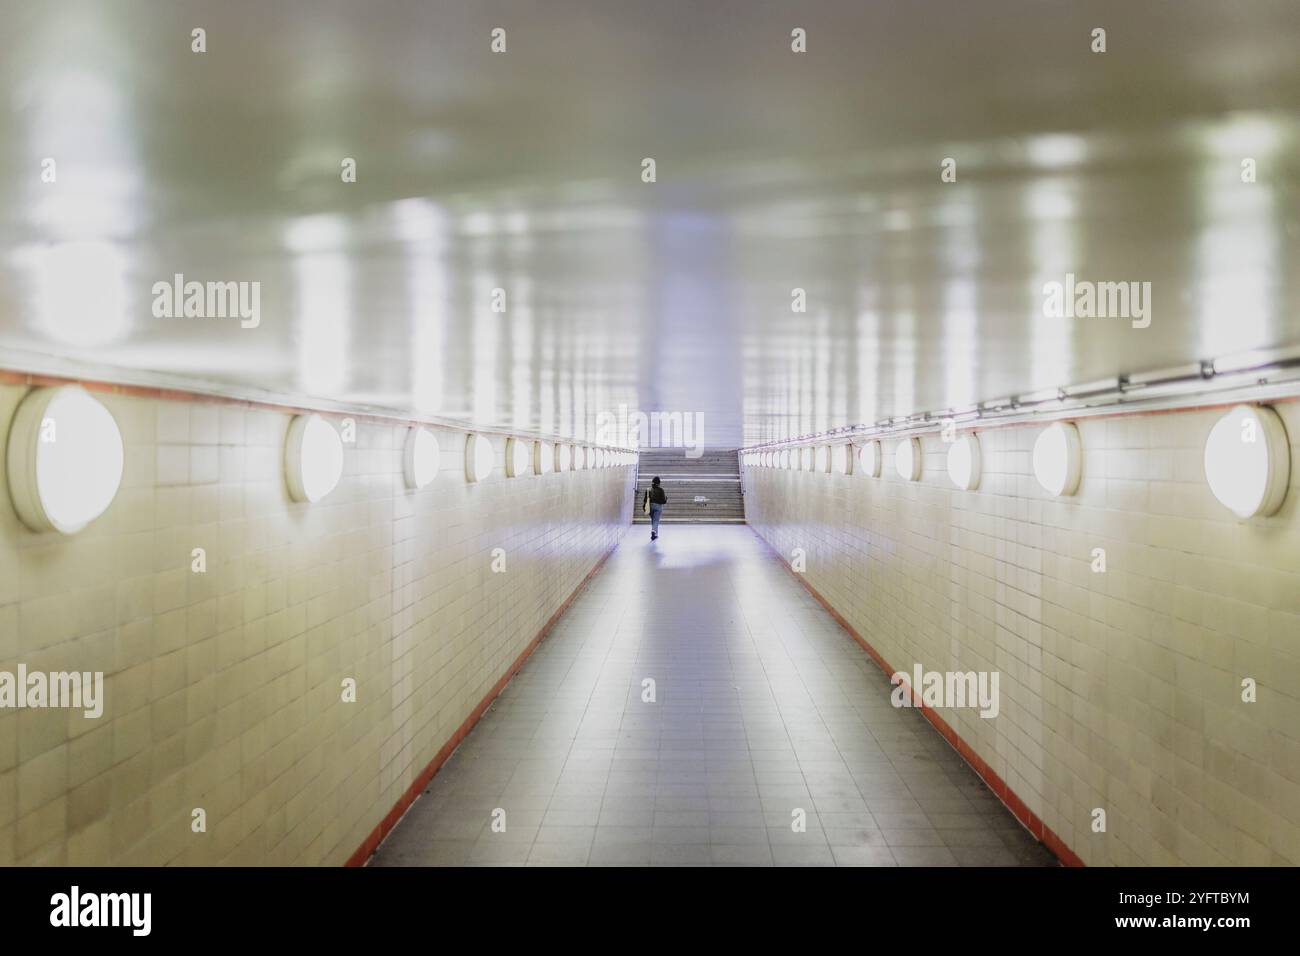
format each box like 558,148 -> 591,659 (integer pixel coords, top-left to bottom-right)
742,402 -> 1300,866
0,383 -> 635,865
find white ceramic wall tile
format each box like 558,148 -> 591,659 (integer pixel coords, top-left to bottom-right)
743,405 -> 1300,866
0,386 -> 635,865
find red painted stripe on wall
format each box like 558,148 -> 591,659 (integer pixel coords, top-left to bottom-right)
752,529 -> 1085,868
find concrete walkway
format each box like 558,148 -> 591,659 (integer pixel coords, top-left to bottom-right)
370,526 -> 1058,866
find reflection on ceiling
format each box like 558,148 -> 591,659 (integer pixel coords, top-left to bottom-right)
2,0 -> 1299,448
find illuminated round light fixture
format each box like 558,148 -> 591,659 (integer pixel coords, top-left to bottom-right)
507,437 -> 531,477
895,437 -> 920,481
858,440 -> 881,478
1032,422 -> 1082,496
1204,404 -> 1290,518
402,426 -> 439,490
6,385 -> 124,534
946,434 -> 982,491
833,444 -> 851,476
556,443 -> 572,472
285,413 -> 344,503
465,432 -> 495,483
535,441 -> 553,475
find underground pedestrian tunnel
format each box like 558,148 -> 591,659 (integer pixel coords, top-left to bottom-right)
0,0 -> 1298,872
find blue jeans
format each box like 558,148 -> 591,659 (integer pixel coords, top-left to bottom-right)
649,503 -> 663,534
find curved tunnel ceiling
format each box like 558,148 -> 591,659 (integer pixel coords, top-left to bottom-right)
1,0 -> 1299,448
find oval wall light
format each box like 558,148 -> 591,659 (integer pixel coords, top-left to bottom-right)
859,440 -> 881,478
946,434 -> 982,491
895,437 -> 921,481
1032,422 -> 1082,496
507,437 -> 531,477
465,432 -> 495,483
6,385 -> 124,534
556,443 -> 572,472
833,444 -> 851,476
286,413 -> 344,502
536,441 -> 553,475
1204,404 -> 1290,518
402,426 -> 439,490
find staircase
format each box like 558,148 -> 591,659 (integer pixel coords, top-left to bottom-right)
633,448 -> 745,524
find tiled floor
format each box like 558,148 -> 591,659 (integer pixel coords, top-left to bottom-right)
370,525 -> 1059,867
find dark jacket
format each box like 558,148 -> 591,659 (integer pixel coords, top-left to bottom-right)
646,485 -> 667,505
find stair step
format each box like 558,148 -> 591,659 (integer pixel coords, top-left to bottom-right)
635,448 -> 745,525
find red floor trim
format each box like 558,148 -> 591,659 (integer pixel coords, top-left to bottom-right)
344,533 -> 626,867
751,528 -> 1085,867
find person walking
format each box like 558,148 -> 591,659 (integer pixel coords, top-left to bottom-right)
644,476 -> 667,540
